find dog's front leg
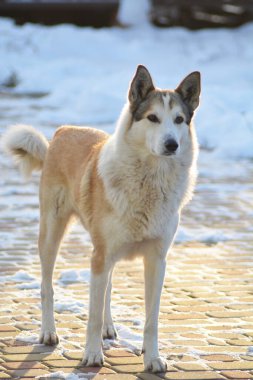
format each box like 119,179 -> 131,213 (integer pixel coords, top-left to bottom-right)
83,263 -> 111,367
142,215 -> 179,372
143,250 -> 167,372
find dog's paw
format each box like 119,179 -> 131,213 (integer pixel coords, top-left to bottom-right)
82,350 -> 104,367
144,356 -> 167,373
39,330 -> 59,346
103,323 -> 117,340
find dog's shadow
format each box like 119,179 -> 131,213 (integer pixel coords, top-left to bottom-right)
2,338 -> 117,379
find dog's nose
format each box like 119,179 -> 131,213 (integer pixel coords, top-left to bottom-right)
164,138 -> 178,155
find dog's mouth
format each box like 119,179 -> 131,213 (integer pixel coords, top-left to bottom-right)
162,150 -> 177,157
150,147 -> 178,158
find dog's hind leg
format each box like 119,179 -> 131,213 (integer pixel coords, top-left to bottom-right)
103,269 -> 117,339
39,186 -> 72,345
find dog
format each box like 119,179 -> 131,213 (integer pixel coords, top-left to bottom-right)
2,65 -> 200,373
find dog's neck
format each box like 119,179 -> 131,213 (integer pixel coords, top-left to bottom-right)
114,103 -> 133,144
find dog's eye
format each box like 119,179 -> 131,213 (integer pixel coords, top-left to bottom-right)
147,114 -> 160,123
175,116 -> 184,124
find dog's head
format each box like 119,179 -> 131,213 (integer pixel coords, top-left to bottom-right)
127,65 -> 201,157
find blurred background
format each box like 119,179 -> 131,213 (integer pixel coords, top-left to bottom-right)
0,0 -> 253,158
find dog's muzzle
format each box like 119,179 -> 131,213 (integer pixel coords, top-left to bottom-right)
163,138 -> 178,156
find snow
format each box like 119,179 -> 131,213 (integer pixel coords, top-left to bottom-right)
115,323 -> 143,352
37,372 -> 88,379
176,226 -> 229,244
0,0 -> 252,157
17,281 -> 40,289
3,269 -> 36,283
54,300 -> 86,314
58,269 -> 90,285
16,332 -> 39,344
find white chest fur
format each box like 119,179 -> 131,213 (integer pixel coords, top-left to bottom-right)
98,137 -> 195,244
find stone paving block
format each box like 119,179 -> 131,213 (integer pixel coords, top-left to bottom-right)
1,360 -> 48,369
15,323 -> 39,331
13,298 -> 40,304
0,326 -> 19,333
174,305 -> 225,313
226,339 -> 252,346
0,371 -> 11,379
221,370 -> 253,379
180,333 -> 207,339
2,352 -> 64,362
111,364 -> 145,373
0,318 -> 13,324
5,368 -> 50,378
169,339 -> 208,346
240,355 -> 253,361
195,346 -> 249,354
57,322 -> 84,329
173,362 -> 209,371
91,375 -> 138,380
165,348 -> 191,356
106,356 -> 143,365
207,325 -> 237,331
63,336 -> 84,344
137,373 -> 163,380
163,371 -> 225,379
0,331 -> 20,339
160,319 -> 212,326
208,361 -> 253,370
44,359 -> 84,368
201,355 -> 238,362
61,342 -> 81,351
63,350 -> 83,360
211,332 -> 246,340
207,338 -> 226,346
105,349 -> 136,358
165,313 -> 205,320
159,326 -> 195,333
1,345 -> 56,354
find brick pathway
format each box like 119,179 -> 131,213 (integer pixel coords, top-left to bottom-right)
0,152 -> 253,380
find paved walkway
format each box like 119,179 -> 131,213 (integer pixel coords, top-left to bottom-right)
0,153 -> 253,380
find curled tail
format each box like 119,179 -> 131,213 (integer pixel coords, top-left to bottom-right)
1,124 -> 49,179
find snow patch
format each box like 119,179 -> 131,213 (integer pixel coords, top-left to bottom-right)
176,226 -> 229,244
58,269 -> 90,285
37,372 -> 89,379
54,300 -> 86,314
114,323 -> 143,353
16,332 -> 39,343
17,281 -> 40,289
1,270 -> 36,283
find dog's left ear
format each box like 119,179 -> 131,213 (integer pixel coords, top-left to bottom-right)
128,65 -> 155,106
175,72 -> 201,112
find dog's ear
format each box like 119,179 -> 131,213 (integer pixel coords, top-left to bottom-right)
175,72 -> 201,112
128,65 -> 155,106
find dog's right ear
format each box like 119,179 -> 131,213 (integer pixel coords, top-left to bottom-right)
128,65 -> 155,106
175,71 -> 201,113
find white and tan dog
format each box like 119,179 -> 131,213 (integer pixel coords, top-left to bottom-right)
2,65 -> 200,372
